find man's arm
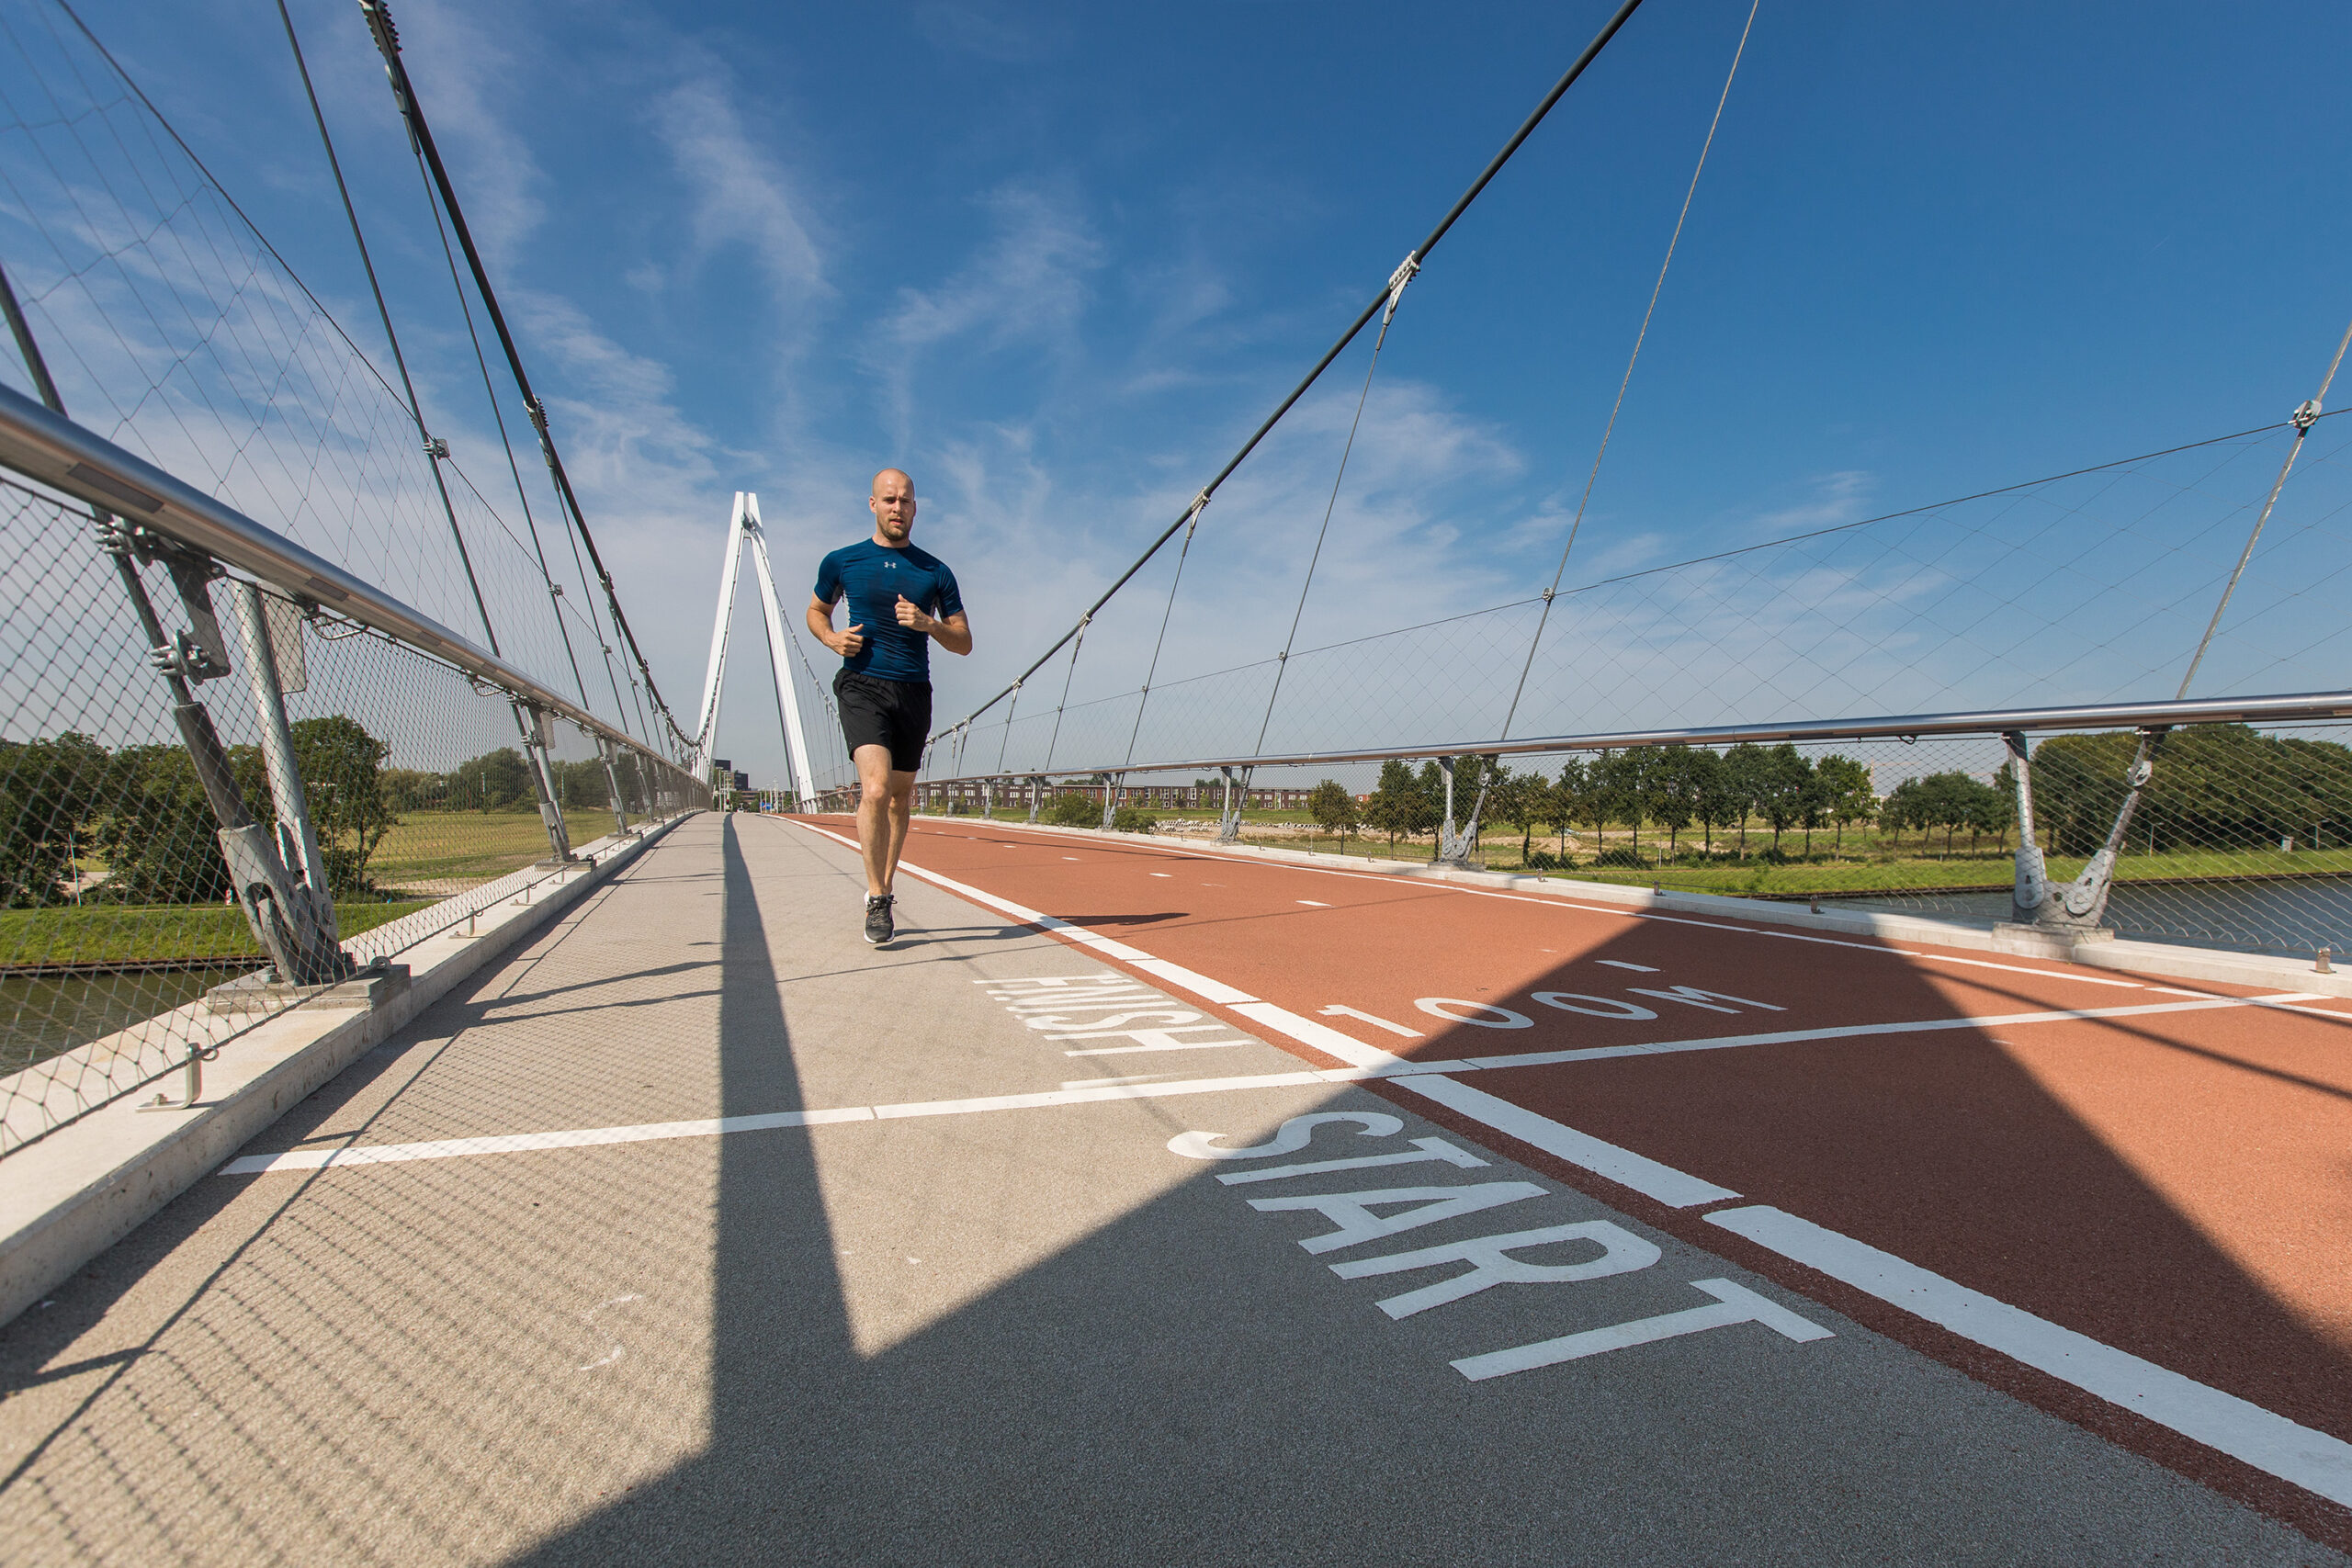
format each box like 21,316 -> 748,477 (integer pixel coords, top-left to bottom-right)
808,593 -> 865,658
894,596 -> 972,656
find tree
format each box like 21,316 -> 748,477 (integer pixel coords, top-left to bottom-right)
1649,748 -> 1700,855
1546,760 -> 1589,859
455,747 -> 534,811
1815,755 -> 1876,851
1366,760 -> 1437,849
1721,743 -> 1770,855
0,732 -> 110,907
93,742 -> 267,905
1590,750 -> 1644,854
289,716 -> 396,894
1484,765 -> 1544,861
1046,790 -> 1097,828
1755,743 -> 1815,852
1306,779 -> 1361,851
1689,748 -> 1736,856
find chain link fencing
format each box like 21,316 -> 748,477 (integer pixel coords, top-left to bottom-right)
0,8 -> 702,1156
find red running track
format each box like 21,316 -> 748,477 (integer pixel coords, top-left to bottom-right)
798,812 -> 2352,1540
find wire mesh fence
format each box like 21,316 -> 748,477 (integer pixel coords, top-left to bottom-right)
0,473 -> 698,1157
921,412 -> 2352,965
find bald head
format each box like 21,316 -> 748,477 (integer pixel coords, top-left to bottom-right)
868,468 -> 916,547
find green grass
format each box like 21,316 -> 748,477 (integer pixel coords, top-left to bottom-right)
368,808 -> 625,890
0,900 -> 434,966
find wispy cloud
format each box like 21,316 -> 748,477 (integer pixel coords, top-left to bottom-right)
874,181 -> 1105,448
648,73 -> 825,324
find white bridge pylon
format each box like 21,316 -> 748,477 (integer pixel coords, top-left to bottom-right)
692,491 -> 817,808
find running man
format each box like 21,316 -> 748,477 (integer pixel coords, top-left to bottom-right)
808,468 -> 971,945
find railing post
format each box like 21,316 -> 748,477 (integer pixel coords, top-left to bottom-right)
515,703 -> 574,863
599,737 -> 632,837
226,580 -> 344,975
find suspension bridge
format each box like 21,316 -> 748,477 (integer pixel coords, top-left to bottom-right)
3,2 -> 2352,1563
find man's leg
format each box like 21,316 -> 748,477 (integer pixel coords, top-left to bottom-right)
854,744 -> 897,897
881,770 -> 918,888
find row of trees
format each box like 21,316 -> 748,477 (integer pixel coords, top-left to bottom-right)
0,717 -> 397,907
1308,745 -> 1883,860
1299,727 -> 2352,863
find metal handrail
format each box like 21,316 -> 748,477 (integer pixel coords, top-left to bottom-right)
913,688 -> 2352,786
0,383 -> 662,761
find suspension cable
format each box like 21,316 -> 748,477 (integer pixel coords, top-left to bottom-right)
934,0 -> 1648,744
399,106 -> 597,706
270,0 -> 510,665
2176,312 -> 2352,698
356,0 -> 692,754
1491,0 -> 1759,757
1252,257 -> 1416,755
1121,491 -> 1209,767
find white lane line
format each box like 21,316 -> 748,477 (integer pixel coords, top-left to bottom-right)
797,820 -> 1404,1068
1392,1073 -> 1740,1209
1297,899 -> 1330,908
1706,1205 -> 2352,1510
1595,959 -> 1659,972
219,1107 -> 878,1174
1457,993 -> 2329,1071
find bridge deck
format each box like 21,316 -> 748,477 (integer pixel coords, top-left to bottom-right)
0,811 -> 2342,1563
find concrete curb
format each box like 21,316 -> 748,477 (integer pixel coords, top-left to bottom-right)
908,812 -> 2352,997
0,811 -> 694,1329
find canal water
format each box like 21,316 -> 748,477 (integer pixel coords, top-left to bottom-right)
1,966 -> 252,1076
1849,874 -> 2352,960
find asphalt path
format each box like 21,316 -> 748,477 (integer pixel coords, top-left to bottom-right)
0,811 -> 2340,1564
808,811 -> 2352,1551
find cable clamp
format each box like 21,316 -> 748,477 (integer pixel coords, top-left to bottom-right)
424,436 -> 449,459
1540,587 -> 1555,603
1385,251 -> 1420,323
2293,398 -> 2324,433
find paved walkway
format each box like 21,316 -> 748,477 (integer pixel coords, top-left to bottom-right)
0,813 -> 2338,1564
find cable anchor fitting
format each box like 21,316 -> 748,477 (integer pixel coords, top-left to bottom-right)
2293,398 -> 2324,434
424,436 -> 449,459
1384,251 -> 1420,324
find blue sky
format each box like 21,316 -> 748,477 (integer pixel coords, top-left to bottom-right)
26,0 -> 2352,787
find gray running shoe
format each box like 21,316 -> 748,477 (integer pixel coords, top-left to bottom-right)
864,894 -> 894,946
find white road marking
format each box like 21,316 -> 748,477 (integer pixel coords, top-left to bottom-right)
1393,1074 -> 1741,1210
1214,1136 -> 1489,1186
1594,959 -> 1660,972
1334,1220 -> 1661,1320
1297,899 -> 1330,908
1318,1003 -> 1424,1038
1452,1278 -> 1833,1382
1150,872 -> 1172,877
1456,993 -> 2328,1072
1705,1205 -> 2352,1508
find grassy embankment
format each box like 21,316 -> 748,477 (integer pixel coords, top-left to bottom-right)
1,808 -> 626,966
947,806 -> 2343,897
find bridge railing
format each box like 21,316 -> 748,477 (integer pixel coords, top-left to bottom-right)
0,396 -> 704,1156
908,691 -> 2352,967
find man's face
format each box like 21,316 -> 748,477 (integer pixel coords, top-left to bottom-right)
870,471 -> 916,544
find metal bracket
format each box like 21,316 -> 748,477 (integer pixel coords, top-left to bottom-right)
424,436 -> 449,459
2292,398 -> 2324,434
1216,765 -> 1251,843
2003,730 -> 2052,924
1100,773 -> 1125,831
2022,726 -> 2167,933
1435,755 -> 1473,864
1385,251 -> 1420,324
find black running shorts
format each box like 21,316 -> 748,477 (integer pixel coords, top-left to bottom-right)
834,670 -> 933,773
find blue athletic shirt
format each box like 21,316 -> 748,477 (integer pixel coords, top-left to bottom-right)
812,537 -> 964,683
